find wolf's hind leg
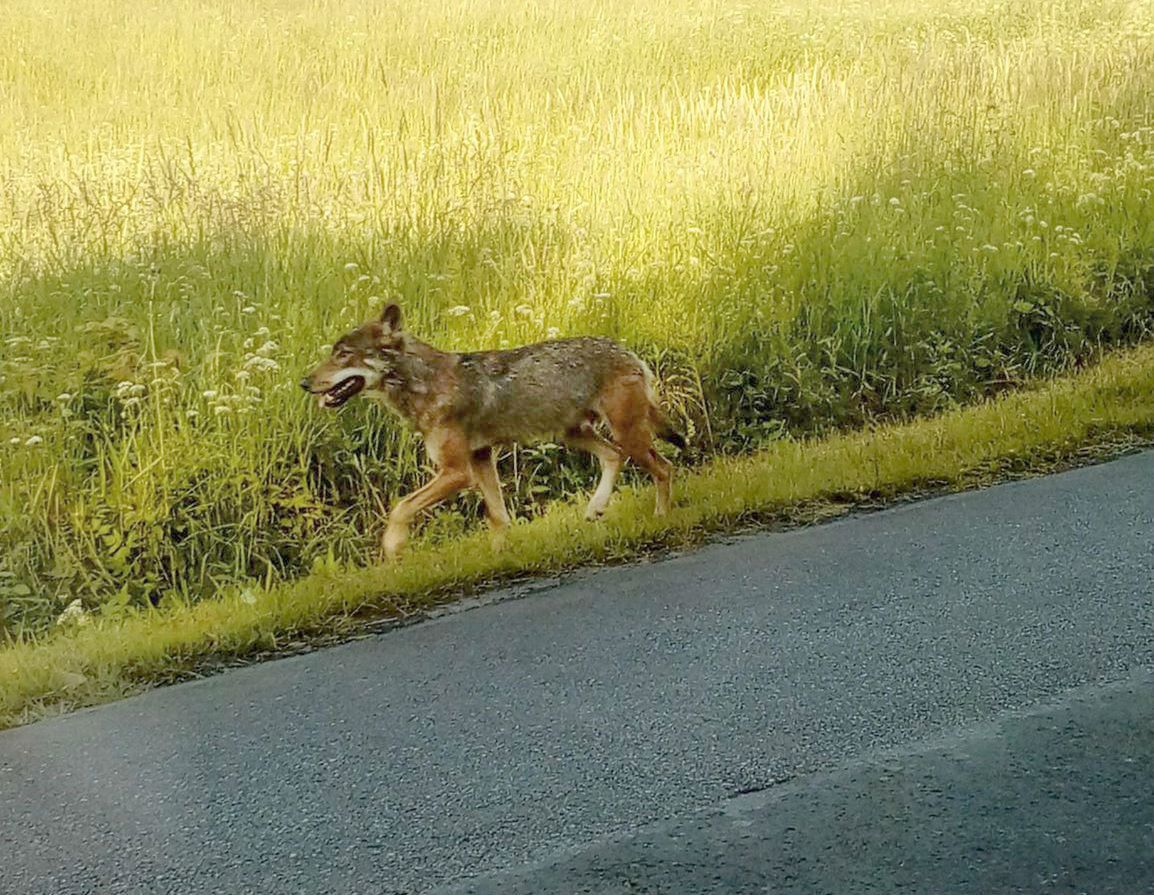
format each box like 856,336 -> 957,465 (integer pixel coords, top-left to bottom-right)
471,447 -> 511,548
599,377 -> 674,516
626,444 -> 672,516
563,423 -> 624,520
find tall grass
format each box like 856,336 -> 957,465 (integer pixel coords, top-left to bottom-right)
2,0 -> 1153,634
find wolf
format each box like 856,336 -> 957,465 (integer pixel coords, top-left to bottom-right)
301,303 -> 684,559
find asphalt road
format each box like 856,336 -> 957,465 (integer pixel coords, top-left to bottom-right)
1,452 -> 1151,895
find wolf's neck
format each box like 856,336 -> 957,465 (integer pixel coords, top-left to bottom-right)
378,338 -> 452,428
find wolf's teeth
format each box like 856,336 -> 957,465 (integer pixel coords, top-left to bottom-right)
318,373 -> 365,409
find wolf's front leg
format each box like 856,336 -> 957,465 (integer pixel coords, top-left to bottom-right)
470,447 -> 511,550
382,467 -> 471,560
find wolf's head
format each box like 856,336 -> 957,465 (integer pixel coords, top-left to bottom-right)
300,303 -> 405,409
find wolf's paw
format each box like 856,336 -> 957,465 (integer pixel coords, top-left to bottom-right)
382,529 -> 408,562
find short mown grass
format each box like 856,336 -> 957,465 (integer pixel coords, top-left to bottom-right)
2,0 -> 1154,636
2,343 -> 1151,730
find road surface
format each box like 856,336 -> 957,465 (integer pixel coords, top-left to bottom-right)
1,452 -> 1151,894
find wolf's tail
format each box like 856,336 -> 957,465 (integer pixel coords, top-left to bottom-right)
640,361 -> 688,451
655,418 -> 687,450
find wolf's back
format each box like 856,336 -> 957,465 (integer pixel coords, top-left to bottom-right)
450,337 -> 638,443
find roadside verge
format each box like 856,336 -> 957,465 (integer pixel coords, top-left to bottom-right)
2,344 -> 1152,730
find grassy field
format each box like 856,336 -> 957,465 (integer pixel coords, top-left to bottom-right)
1,0 -> 1153,636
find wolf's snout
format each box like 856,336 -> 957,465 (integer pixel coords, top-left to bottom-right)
299,377 -> 312,392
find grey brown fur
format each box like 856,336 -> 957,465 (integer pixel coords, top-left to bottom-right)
302,303 -> 682,558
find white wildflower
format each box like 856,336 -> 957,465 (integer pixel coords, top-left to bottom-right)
56,598 -> 90,628
202,390 -> 218,400
445,305 -> 472,318
241,305 -> 257,314
546,327 -> 561,339
56,393 -> 72,402
514,304 -> 534,317
243,355 -> 280,373
24,435 -> 43,446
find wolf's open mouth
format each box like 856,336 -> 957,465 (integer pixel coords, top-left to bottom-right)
321,375 -> 365,408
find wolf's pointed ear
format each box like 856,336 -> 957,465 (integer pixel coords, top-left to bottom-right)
380,303 -> 403,333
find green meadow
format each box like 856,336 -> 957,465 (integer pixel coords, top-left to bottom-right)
1,0 -> 1152,636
